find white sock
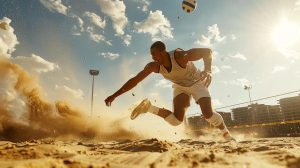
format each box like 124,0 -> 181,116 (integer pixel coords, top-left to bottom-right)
148,104 -> 160,114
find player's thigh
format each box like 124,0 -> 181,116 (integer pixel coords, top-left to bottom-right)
173,93 -> 190,121
197,97 -> 213,118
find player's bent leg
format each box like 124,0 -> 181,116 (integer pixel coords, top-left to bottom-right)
197,97 -> 235,141
197,97 -> 224,128
197,97 -> 214,119
164,113 -> 182,126
164,93 -> 190,126
173,93 -> 190,121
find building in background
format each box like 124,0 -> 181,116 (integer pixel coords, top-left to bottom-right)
231,107 -> 251,125
231,104 -> 284,125
187,94 -> 300,137
279,94 -> 300,121
187,115 -> 209,129
268,105 -> 283,122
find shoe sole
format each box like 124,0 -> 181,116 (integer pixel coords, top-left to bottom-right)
130,99 -> 149,120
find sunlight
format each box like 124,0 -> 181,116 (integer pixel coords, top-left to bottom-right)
271,18 -> 299,50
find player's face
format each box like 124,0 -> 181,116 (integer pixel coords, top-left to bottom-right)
150,48 -> 162,62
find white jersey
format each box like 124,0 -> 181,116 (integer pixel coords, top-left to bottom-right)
159,49 -> 202,87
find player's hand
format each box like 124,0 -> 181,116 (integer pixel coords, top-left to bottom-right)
105,95 -> 116,107
199,70 -> 212,87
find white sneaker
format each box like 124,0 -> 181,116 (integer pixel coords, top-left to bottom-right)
223,132 -> 236,142
130,98 -> 151,120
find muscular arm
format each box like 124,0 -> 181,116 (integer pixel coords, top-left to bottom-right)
112,62 -> 159,98
176,48 -> 212,72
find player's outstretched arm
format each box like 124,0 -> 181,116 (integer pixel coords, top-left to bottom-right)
105,62 -> 159,106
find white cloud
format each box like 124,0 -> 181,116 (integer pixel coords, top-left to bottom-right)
221,65 -> 232,69
195,24 -> 226,47
12,54 -> 60,73
271,66 -> 287,74
155,79 -> 172,88
277,48 -> 300,62
39,0 -> 89,38
100,52 -> 120,60
196,35 -> 211,47
224,78 -> 251,87
0,17 -> 19,58
55,85 -> 84,99
38,0 -> 86,36
229,52 -> 247,60
86,26 -> 111,45
135,0 -> 151,12
212,50 -> 221,61
94,0 -> 131,45
83,11 -> 106,29
39,0 -> 69,15
134,10 -> 173,41
96,0 -> 128,36
70,15 -> 84,35
117,34 -> 132,46
212,65 -> 220,74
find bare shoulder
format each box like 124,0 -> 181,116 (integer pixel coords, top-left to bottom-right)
174,48 -> 188,64
145,61 -> 160,73
174,48 -> 186,58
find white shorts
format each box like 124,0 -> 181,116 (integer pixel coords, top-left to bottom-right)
172,80 -> 211,103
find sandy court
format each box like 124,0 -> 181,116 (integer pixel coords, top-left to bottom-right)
0,137 -> 300,168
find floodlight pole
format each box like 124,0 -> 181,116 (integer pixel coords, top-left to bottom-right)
89,70 -> 99,117
244,85 -> 252,105
247,88 -> 252,104
91,75 -> 95,116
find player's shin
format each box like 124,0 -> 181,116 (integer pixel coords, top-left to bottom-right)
205,112 -> 230,134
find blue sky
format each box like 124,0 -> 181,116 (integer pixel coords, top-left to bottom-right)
1,0 -> 300,117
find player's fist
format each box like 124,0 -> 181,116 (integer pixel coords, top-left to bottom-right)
105,95 -> 116,107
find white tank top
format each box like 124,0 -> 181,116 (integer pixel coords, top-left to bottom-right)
159,49 -> 202,87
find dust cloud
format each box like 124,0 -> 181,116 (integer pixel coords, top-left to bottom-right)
0,58 -> 141,142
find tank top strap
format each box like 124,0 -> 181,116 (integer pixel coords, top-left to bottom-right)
169,50 -> 176,65
169,49 -> 182,69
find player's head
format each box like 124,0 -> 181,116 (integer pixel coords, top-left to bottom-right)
150,41 -> 166,62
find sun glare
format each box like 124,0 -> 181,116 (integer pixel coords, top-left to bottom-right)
271,19 -> 299,50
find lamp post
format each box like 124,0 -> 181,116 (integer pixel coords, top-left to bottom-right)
244,84 -> 252,105
89,69 -> 99,117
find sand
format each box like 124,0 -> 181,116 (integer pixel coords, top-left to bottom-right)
1,42 -> 300,168
0,137 -> 300,168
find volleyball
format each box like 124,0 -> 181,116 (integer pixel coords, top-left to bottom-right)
182,0 -> 197,13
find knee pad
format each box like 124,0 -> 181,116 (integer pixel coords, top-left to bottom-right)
164,113 -> 182,126
205,112 -> 223,127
